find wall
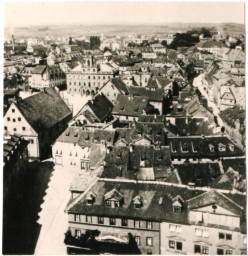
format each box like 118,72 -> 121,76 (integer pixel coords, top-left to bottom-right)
68,213 -> 160,254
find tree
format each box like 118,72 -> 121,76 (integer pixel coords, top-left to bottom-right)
90,36 -> 101,50
161,40 -> 167,47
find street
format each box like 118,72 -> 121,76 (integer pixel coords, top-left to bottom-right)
193,73 -> 224,127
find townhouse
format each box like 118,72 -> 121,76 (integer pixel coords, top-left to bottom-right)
28,64 -> 66,89
65,179 -> 246,255
4,88 -> 72,159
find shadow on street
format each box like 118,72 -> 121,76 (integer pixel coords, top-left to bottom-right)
3,161 -> 55,255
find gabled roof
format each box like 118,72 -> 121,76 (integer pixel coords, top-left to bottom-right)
87,94 -> 113,122
16,88 -> 72,133
187,190 -> 243,216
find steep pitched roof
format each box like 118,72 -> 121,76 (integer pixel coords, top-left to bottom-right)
31,65 -> 47,74
16,88 -> 72,133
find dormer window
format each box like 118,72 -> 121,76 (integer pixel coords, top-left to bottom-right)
172,195 -> 184,213
209,144 -> 215,152
86,192 -> 96,205
170,142 -> 177,153
66,131 -> 70,136
133,195 -> 143,209
120,106 -> 124,111
134,106 -> 139,112
181,142 -> 188,153
218,143 -> 226,152
229,144 -> 234,152
74,133 -> 78,137
104,189 -> 124,208
85,134 -> 89,141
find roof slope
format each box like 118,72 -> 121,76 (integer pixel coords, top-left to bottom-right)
17,88 -> 72,133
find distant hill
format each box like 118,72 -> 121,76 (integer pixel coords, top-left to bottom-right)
4,23 -> 245,40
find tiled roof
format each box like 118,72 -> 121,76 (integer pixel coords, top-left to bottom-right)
174,163 -> 221,186
66,180 -> 246,227
88,94 -> 113,122
112,95 -> 151,117
110,78 -> 128,94
31,65 -> 47,74
127,86 -> 165,102
17,88 -> 72,133
167,135 -> 244,159
187,190 -> 243,216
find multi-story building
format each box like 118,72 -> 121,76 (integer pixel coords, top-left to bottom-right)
28,64 -> 66,89
66,56 -> 115,96
4,88 -> 72,160
65,179 -> 246,255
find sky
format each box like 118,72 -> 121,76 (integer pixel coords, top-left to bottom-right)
4,2 -> 245,28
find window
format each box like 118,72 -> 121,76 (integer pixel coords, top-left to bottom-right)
169,224 -> 182,233
195,228 -> 209,238
195,244 -> 209,254
169,240 -> 175,249
173,205 -> 181,213
86,215 -> 92,223
75,214 -> 81,222
12,109 -> 15,113
219,233 -> 232,241
13,118 -> 16,122
226,250 -> 232,255
146,221 -> 152,229
134,236 -> 140,246
146,237 -> 153,246
109,217 -> 116,225
4,126 -> 7,131
7,117 -> 10,121
75,230 -> 81,238
217,248 -> 224,255
22,127 -> 26,131
98,216 -> 104,224
194,245 -> 201,254
18,117 -> 21,121
14,128 -> 17,131
121,218 -> 128,227
202,246 -> 209,255
176,242 -> 182,251
134,220 -> 140,228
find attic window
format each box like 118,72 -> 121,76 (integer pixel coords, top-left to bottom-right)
133,196 -> 143,209
104,189 -> 124,208
117,151 -> 122,158
121,133 -> 126,139
209,144 -> 214,152
85,134 -> 89,141
74,133 -> 78,137
218,143 -> 226,152
229,144 -> 234,152
120,106 -> 125,111
181,142 -> 189,153
172,195 -> 184,213
66,131 -> 70,136
86,192 -> 96,205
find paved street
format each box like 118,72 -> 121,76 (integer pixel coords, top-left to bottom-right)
193,73 -> 224,127
35,164 -> 101,254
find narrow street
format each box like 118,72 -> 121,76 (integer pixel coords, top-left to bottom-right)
193,73 -> 224,127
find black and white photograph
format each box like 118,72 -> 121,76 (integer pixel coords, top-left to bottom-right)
2,1 -> 247,255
